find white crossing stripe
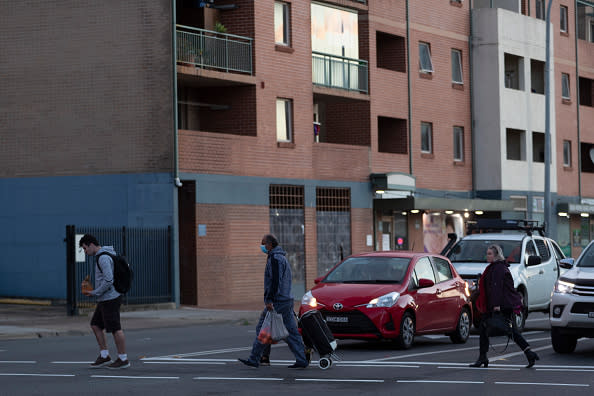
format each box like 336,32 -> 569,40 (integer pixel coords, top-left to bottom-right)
0,373 -> 75,377
397,380 -> 484,384
296,378 -> 384,383
91,375 -> 179,380
495,382 -> 589,387
0,361 -> 36,364
194,377 -> 283,381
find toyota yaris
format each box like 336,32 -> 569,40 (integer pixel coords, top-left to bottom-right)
299,252 -> 472,349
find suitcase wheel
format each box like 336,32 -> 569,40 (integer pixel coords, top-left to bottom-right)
319,357 -> 332,370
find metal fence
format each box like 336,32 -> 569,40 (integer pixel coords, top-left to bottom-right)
312,51 -> 369,93
66,225 -> 172,316
176,25 -> 253,75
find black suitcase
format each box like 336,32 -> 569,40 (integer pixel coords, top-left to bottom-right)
299,309 -> 337,369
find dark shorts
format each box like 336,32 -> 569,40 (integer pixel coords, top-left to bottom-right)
90,296 -> 122,333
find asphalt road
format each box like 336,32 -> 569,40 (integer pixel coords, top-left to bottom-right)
1,313 -> 593,396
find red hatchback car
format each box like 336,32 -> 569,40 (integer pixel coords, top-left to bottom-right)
299,252 -> 472,349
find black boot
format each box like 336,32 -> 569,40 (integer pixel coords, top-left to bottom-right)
525,349 -> 539,368
469,355 -> 488,368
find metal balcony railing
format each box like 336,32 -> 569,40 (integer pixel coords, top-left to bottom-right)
312,51 -> 369,94
176,25 -> 253,75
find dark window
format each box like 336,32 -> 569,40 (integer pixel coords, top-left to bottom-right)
532,131 -> 545,163
534,239 -> 551,261
376,32 -> 406,73
378,116 -> 407,154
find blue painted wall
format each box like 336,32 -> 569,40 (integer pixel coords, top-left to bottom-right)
0,173 -> 174,299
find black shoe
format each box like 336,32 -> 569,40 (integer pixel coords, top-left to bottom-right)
260,356 -> 270,366
525,349 -> 539,368
238,358 -> 258,368
288,362 -> 308,369
468,356 -> 489,368
90,355 -> 111,368
107,358 -> 130,369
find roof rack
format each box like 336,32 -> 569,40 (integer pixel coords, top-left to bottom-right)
466,219 -> 546,236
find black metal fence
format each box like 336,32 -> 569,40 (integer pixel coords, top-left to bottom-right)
66,225 -> 173,316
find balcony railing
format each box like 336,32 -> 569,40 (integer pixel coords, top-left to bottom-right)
312,51 -> 368,94
176,25 -> 253,75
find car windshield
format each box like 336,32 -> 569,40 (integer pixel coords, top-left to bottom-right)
577,244 -> 594,268
447,239 -> 523,264
323,256 -> 410,283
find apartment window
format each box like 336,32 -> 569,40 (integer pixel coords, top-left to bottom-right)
506,128 -> 526,161
530,59 -> 545,94
274,1 -> 290,46
562,73 -> 571,99
276,98 -> 293,142
504,53 -> 524,90
563,140 -> 572,167
532,131 -> 545,163
560,6 -> 568,32
421,122 -> 433,153
453,126 -> 464,161
580,77 -> 594,107
535,0 -> 545,20
419,42 -> 434,73
378,116 -> 407,154
451,49 -> 463,84
377,32 -> 406,73
577,4 -> 594,42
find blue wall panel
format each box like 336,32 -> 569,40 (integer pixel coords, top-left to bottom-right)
0,173 -> 174,300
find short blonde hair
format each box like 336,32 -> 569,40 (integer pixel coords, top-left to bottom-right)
488,244 -> 505,262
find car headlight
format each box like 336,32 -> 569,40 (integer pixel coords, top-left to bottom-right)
366,292 -> 400,308
555,280 -> 575,294
301,290 -> 317,307
464,281 -> 470,297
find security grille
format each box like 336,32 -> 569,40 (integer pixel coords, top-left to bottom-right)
316,188 -> 351,276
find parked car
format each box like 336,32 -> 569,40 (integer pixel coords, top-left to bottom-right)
550,240 -> 594,353
299,251 -> 472,349
443,219 -> 567,331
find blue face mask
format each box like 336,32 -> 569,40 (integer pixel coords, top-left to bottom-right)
260,245 -> 268,254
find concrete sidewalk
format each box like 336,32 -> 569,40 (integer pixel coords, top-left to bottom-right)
0,302 -> 262,340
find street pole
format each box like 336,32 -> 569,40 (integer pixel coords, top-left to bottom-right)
544,0 -> 553,236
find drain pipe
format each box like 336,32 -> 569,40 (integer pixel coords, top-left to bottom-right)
469,0 -> 476,197
406,0 -> 413,175
171,0 -> 181,307
575,0 -> 582,200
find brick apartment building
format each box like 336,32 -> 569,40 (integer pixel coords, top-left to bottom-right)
1,0 -> 593,308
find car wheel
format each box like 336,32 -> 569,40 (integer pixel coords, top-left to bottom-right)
449,307 -> 471,344
551,327 -> 577,354
396,312 -> 415,349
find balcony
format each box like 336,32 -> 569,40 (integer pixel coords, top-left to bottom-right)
312,51 -> 369,94
176,25 -> 253,75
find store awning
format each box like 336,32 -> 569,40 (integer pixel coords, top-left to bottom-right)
374,196 -> 515,212
557,202 -> 594,215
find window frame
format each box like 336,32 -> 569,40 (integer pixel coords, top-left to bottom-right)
421,122 -> 433,154
418,42 -> 434,73
535,0 -> 545,21
276,98 -> 293,142
453,126 -> 464,162
274,1 -> 291,46
563,140 -> 572,167
451,49 -> 463,84
561,73 -> 571,99
560,5 -> 568,33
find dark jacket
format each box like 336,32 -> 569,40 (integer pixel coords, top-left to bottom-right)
484,259 -> 523,311
263,246 -> 293,304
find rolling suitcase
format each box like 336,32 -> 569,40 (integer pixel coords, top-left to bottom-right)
299,309 -> 338,369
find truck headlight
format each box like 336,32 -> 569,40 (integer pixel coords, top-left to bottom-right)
554,280 -> 575,294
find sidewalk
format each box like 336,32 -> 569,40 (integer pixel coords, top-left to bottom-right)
0,301 -> 262,340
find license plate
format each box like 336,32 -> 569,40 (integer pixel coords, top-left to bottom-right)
589,312 -> 594,318
325,316 -> 348,323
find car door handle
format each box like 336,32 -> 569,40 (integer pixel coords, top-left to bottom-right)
539,270 -> 544,274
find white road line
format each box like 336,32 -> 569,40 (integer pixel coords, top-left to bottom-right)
537,368 -> 594,372
91,375 -> 179,380
438,366 -> 520,371
148,346 -> 255,359
194,377 -> 283,381
296,378 -> 384,383
488,343 -> 552,362
397,380 -> 484,384
51,361 -> 92,364
495,381 -> 589,387
143,361 -> 226,365
141,357 -> 239,362
337,364 -> 419,368
0,373 -> 75,377
0,361 -> 36,364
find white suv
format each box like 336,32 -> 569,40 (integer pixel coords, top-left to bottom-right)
444,220 -> 566,331
550,239 -> 594,353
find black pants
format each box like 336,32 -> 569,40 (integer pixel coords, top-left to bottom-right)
478,310 -> 529,355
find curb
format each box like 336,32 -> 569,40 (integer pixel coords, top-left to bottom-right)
0,298 -> 52,306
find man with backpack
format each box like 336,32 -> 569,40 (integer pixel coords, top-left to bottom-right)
80,234 -> 130,369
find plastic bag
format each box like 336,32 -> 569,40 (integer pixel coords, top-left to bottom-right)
257,311 -> 274,344
270,311 -> 289,342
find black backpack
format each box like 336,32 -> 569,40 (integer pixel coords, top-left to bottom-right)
96,252 -> 133,294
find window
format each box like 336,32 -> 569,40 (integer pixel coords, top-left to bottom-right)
534,239 -> 551,261
532,131 -> 545,163
451,49 -> 463,84
274,1 -> 290,46
563,140 -> 572,167
562,73 -> 571,99
377,32 -> 406,73
432,257 -> 453,283
421,122 -> 433,153
378,116 -> 408,154
412,257 -> 436,287
560,5 -> 568,32
276,98 -> 293,142
504,53 -> 524,90
530,59 -> 545,94
453,126 -> 464,161
535,0 -> 545,20
506,128 -> 526,161
419,42 -> 433,73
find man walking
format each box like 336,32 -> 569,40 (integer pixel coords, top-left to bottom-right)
238,234 -> 308,369
80,234 -> 130,369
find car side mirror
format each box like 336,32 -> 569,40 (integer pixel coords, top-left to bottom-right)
559,258 -> 574,269
526,256 -> 542,266
314,276 -> 324,284
418,278 -> 435,288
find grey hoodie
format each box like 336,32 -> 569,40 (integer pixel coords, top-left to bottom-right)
92,246 -> 121,302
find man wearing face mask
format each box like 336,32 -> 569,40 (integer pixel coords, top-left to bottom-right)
238,234 -> 308,369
